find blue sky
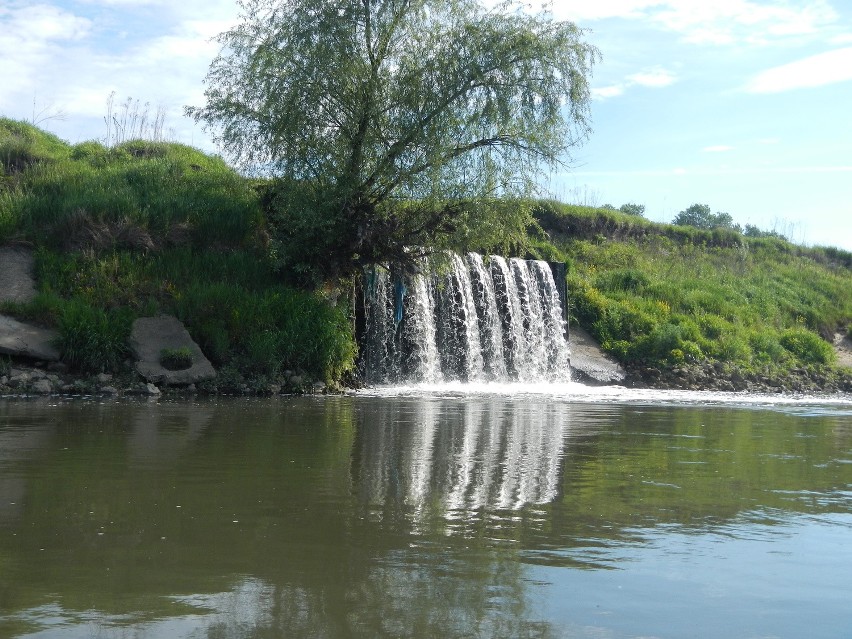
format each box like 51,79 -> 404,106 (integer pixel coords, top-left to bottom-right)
2,0 -> 850,250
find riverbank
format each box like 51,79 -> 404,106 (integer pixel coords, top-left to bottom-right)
0,360 -> 338,398
3,345 -> 850,398
2,119 -> 851,393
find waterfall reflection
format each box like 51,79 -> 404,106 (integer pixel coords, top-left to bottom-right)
352,398 -> 571,528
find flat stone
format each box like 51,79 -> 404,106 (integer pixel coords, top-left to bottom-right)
130,315 -> 216,385
834,332 -> 852,369
31,379 -> 52,395
0,315 -> 60,362
0,247 -> 37,305
568,324 -> 626,385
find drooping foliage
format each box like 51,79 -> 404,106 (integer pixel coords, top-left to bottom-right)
188,0 -> 599,283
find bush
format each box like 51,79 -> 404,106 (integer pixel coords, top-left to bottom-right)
175,283 -> 356,383
749,332 -> 788,366
779,328 -> 835,366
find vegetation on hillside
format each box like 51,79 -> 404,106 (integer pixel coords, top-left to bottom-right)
2,116 -> 850,392
1,118 -> 356,388
532,201 -> 852,387
189,0 -> 598,285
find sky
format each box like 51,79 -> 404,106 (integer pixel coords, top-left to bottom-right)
1,0 -> 851,250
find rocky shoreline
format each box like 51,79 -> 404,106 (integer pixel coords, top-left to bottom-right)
0,360 -> 333,399
625,360 -> 852,394
2,357 -> 851,399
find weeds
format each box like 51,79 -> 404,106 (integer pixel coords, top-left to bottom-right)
160,346 -> 193,371
55,301 -> 132,373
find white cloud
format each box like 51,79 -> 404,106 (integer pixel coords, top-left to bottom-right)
0,4 -> 92,106
550,0 -> 666,22
591,85 -> 626,99
746,47 -> 852,93
702,145 -> 734,153
553,0 -> 838,47
627,67 -> 677,87
592,66 -> 677,99
654,0 -> 837,44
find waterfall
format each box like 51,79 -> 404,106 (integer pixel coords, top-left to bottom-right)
360,252 -> 570,384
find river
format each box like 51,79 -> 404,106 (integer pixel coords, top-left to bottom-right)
0,387 -> 850,638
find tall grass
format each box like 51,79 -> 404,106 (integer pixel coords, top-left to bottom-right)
1,118 -> 263,249
545,201 -> 852,371
28,246 -> 356,382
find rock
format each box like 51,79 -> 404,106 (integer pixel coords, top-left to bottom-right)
0,247 -> 37,305
8,372 -> 29,388
130,315 -> 216,385
568,325 -> 626,385
31,379 -> 52,394
47,361 -> 69,373
268,383 -> 282,395
312,381 -> 326,393
0,315 -> 61,362
289,374 -> 304,386
100,386 -> 119,395
95,373 -> 113,383
144,383 -> 161,396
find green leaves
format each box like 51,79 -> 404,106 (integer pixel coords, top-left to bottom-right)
189,0 -> 599,279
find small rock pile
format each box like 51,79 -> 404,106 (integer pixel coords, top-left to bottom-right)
626,361 -> 852,394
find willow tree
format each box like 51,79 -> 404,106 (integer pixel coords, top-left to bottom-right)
188,0 -> 598,284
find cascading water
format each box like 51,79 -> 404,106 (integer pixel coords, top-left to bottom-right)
359,252 -> 570,384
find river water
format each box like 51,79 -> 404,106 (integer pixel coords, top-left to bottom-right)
0,386 -> 850,638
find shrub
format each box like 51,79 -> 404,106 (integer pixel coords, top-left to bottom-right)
174,283 -> 356,383
595,268 -> 650,293
779,328 -> 835,366
749,332 -> 788,366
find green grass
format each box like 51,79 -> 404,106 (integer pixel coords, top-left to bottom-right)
535,201 -> 852,374
26,246 -> 357,384
160,346 -> 193,371
1,119 -> 263,249
1,118 -> 356,386
3,118 -> 849,386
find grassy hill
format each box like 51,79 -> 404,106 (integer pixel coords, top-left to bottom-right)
530,201 -> 852,391
2,118 -> 850,392
0,118 -> 355,390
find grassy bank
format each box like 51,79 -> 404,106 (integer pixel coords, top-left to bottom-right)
2,118 -> 850,392
530,201 -> 852,390
1,118 -> 356,390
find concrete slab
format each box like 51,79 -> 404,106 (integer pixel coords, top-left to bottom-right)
0,315 -> 60,361
130,315 -> 216,385
834,332 -> 852,369
569,324 -> 626,385
0,247 -> 37,305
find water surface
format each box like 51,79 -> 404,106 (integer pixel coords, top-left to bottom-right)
0,391 -> 850,638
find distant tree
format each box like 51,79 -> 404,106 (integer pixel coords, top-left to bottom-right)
744,224 -> 787,240
619,202 -> 645,217
188,0 -> 600,284
673,203 -> 713,228
673,203 -> 740,232
600,203 -> 617,211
